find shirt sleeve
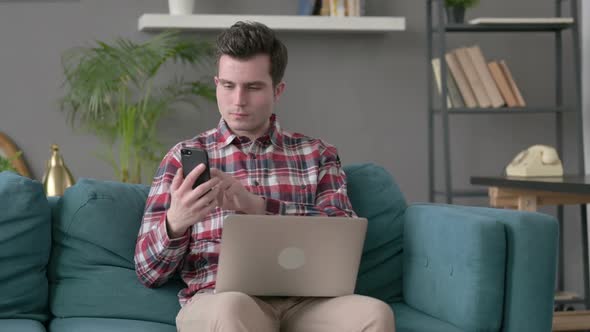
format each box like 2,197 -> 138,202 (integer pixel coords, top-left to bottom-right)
264,144 -> 357,217
134,145 -> 189,288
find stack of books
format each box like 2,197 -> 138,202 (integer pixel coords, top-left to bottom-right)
299,0 -> 365,17
432,45 -> 526,109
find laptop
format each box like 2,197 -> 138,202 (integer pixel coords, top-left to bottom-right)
215,215 -> 368,297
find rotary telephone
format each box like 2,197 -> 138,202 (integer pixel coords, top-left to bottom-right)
505,145 -> 563,177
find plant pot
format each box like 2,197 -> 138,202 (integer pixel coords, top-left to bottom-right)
169,0 -> 195,15
445,6 -> 466,24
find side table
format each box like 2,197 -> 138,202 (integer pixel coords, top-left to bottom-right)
471,175 -> 590,331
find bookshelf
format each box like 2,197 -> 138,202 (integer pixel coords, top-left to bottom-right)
138,14 -> 406,33
427,0 -> 586,329
427,0 -> 584,204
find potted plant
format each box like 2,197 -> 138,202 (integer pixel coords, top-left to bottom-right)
444,0 -> 479,23
0,151 -> 21,173
61,31 -> 215,183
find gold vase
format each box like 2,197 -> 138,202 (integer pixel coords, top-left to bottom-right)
42,144 -> 75,196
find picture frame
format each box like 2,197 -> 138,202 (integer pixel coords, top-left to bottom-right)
0,132 -> 31,178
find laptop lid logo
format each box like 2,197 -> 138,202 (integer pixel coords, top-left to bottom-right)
278,247 -> 306,270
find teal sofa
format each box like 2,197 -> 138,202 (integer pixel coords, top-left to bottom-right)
0,163 -> 558,332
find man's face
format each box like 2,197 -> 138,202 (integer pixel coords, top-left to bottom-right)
215,54 -> 285,141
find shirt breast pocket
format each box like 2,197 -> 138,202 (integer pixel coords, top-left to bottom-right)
271,174 -> 316,205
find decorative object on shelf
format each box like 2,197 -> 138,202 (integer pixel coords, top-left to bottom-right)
42,144 -> 75,197
168,0 -> 195,15
60,31 -> 215,184
0,132 -> 31,177
505,145 -> 563,177
444,0 -> 479,24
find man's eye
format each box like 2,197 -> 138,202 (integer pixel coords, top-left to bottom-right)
248,86 -> 261,90
223,84 -> 233,89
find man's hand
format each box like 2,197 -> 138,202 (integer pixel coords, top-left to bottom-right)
211,168 -> 265,215
166,164 -> 220,238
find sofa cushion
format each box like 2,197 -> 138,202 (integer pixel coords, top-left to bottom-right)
0,319 -> 46,332
403,204 -> 506,331
49,317 -> 175,332
391,303 -> 463,332
0,172 -> 51,322
48,179 -> 184,326
344,163 -> 406,303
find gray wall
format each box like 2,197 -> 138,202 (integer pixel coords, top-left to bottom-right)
1,1 -> 585,298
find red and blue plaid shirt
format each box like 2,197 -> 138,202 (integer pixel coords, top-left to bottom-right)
134,114 -> 357,305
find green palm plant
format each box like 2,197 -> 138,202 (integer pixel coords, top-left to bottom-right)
0,151 -> 21,173
61,31 -> 215,183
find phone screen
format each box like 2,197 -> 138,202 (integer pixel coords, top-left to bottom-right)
180,148 -> 211,189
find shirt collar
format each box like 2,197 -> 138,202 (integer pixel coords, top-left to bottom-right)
216,114 -> 283,149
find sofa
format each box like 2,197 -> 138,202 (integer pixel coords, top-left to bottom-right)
0,163 -> 558,332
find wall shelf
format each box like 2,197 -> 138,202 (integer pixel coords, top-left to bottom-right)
138,14 -> 406,33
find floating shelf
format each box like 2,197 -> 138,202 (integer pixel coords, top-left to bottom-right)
436,22 -> 573,33
138,14 -> 406,33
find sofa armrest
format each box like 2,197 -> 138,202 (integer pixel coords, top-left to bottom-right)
403,204 -> 557,332
453,205 -> 558,332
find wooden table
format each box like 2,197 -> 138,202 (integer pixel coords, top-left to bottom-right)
471,175 -> 590,331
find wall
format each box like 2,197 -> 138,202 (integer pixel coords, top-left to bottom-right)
0,0 -> 585,297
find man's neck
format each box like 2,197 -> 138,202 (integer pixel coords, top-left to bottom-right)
231,122 -> 271,142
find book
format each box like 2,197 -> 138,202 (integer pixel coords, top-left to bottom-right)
345,0 -> 364,16
431,58 -> 453,108
447,66 -> 464,108
499,60 -> 526,107
488,61 -> 518,107
445,52 -> 477,108
466,46 -> 505,108
320,0 -> 331,16
298,0 -> 316,15
454,47 -> 492,108
330,0 -> 346,17
468,17 -> 574,25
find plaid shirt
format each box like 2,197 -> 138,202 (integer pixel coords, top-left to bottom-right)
134,114 -> 357,305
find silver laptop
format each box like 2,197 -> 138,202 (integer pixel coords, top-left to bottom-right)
215,215 -> 368,297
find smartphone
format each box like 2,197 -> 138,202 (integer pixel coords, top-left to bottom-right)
180,147 -> 211,189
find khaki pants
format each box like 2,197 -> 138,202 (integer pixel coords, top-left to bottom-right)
176,292 -> 395,332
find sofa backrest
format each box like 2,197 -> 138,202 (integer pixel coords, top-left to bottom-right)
48,178 -> 183,326
344,163 -> 407,303
0,171 -> 51,322
47,163 -> 407,325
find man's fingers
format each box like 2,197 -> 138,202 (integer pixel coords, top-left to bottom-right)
171,168 -> 183,191
180,163 -> 206,192
196,187 -> 219,210
187,177 -> 221,202
225,181 -> 241,196
210,168 -> 230,181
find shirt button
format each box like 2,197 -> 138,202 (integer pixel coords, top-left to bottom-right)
250,154 -> 257,159
254,180 -> 260,186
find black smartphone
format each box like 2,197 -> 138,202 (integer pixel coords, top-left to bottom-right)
180,148 -> 211,189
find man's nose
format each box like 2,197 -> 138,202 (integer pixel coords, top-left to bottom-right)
234,87 -> 247,106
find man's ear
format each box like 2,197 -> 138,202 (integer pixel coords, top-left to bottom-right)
274,81 -> 286,101
214,76 -> 219,86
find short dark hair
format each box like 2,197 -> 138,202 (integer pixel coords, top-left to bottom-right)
216,21 -> 288,86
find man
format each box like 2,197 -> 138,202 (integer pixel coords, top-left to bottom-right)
135,21 -> 395,332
